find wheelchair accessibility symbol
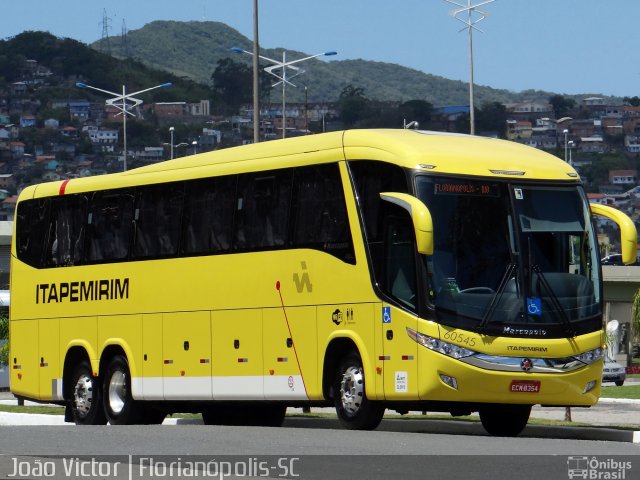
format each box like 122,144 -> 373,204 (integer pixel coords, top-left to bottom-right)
382,306 -> 392,324
527,297 -> 542,316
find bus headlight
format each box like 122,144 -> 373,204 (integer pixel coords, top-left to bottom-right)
573,347 -> 604,365
406,327 -> 476,359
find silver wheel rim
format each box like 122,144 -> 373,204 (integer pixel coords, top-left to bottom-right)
108,370 -> 127,414
339,365 -> 364,416
74,374 -> 94,418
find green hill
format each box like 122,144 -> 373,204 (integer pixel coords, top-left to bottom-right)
0,31 -> 212,103
97,20 -> 556,106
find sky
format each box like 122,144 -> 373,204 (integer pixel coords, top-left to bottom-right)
2,1 -> 640,98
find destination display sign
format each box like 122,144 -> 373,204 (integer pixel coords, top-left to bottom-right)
433,181 -> 500,197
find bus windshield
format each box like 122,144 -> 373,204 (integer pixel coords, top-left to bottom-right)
416,176 -> 601,338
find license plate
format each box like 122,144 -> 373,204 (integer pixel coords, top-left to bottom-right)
510,380 -> 541,393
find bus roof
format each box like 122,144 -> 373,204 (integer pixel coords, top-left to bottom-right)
20,129 -> 579,200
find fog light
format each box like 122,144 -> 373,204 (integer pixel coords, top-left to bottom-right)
583,380 -> 597,394
439,374 -> 458,389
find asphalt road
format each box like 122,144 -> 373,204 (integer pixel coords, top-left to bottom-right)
0,418 -> 638,480
0,388 -> 638,480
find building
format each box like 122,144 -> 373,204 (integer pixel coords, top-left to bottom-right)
609,170 -> 638,186
88,128 -> 118,153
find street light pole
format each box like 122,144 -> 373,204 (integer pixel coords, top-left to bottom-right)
252,0 -> 260,143
445,0 -> 495,135
76,81 -> 172,171
564,129 -> 569,163
231,47 -> 337,139
568,140 -> 574,165
169,126 -> 175,160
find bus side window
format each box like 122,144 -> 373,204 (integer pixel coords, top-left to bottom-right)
16,198 -> 49,268
44,195 -> 88,267
235,170 -> 292,251
87,190 -> 135,263
182,176 -> 236,255
383,213 -> 418,311
291,164 -> 354,263
133,183 -> 184,259
348,160 -> 409,283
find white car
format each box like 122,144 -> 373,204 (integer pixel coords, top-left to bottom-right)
602,359 -> 626,386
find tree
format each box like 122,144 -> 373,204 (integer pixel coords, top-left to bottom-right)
399,100 -> 433,128
211,58 -> 253,114
549,95 -> 575,118
338,85 -> 370,128
476,102 -> 507,137
624,96 -> 640,107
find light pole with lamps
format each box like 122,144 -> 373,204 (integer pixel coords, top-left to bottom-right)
563,129 -> 569,163
76,81 -> 172,171
444,0 -> 495,135
231,47 -> 337,139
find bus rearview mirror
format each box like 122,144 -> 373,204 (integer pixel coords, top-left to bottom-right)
380,192 -> 433,256
590,203 -> 638,265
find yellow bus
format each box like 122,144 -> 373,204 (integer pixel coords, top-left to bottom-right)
10,129 -> 636,435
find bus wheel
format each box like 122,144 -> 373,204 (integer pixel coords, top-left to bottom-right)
103,354 -> 142,425
479,404 -> 531,436
70,360 -> 107,425
333,353 -> 384,430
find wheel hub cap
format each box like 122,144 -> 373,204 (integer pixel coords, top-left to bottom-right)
74,374 -> 94,417
340,366 -> 364,415
108,370 -> 126,414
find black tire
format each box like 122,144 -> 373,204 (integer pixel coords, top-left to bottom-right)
102,354 -> 143,425
333,353 -> 384,430
202,404 -> 286,427
69,360 -> 107,425
615,380 -> 625,387
479,404 -> 531,436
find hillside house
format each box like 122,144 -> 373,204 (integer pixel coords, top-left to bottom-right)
19,114 -> 36,128
609,170 -> 638,186
506,120 -> 532,140
625,136 -> 640,154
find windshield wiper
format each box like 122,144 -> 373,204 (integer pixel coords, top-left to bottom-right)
478,262 -> 517,332
531,265 -> 576,338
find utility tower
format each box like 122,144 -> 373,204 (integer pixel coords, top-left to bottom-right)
121,19 -> 131,58
99,8 -> 112,55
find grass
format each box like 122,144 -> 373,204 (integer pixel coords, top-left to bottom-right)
600,384 -> 640,399
0,404 -> 64,415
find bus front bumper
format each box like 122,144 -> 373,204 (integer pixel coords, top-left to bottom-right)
416,350 -> 602,407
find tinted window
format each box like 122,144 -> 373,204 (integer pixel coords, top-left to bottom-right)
183,176 -> 236,255
133,183 -> 184,258
349,161 -> 408,242
384,216 -> 417,310
44,195 -> 87,267
16,199 -> 49,268
349,160 -> 409,281
87,190 -> 135,262
292,164 -> 354,262
235,170 -> 292,250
